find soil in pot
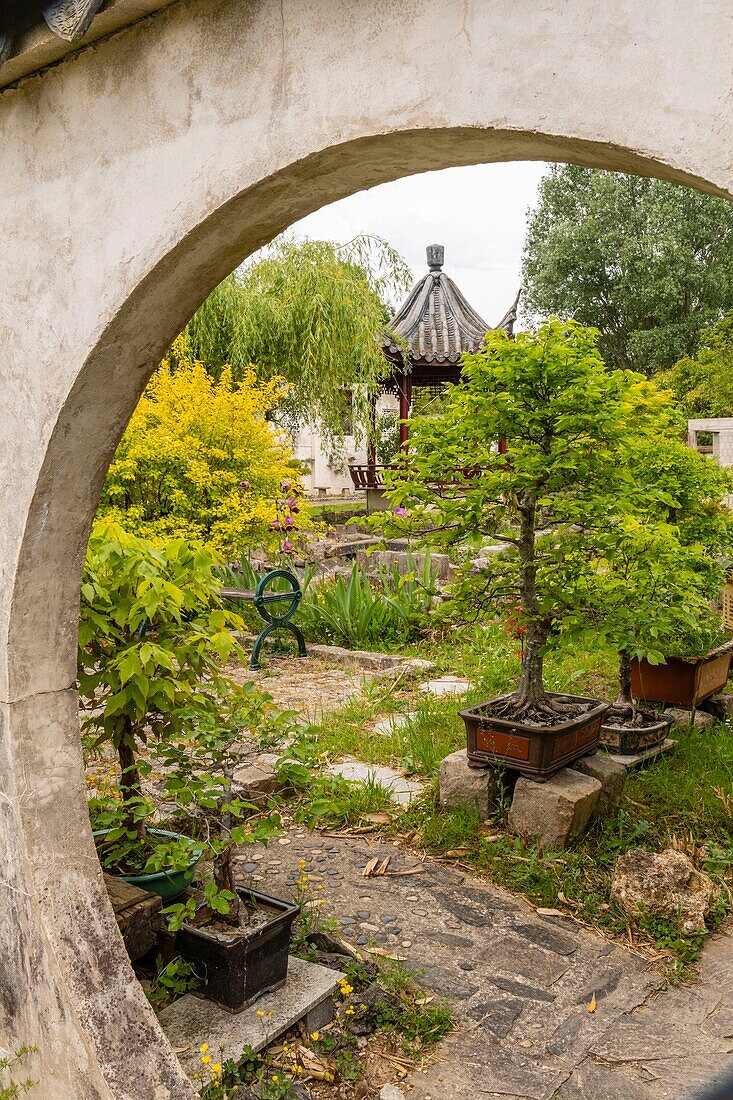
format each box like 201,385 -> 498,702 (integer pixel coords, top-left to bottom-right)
93,828 -> 202,903
600,707 -> 674,755
175,887 -> 300,1013
461,691 -> 609,780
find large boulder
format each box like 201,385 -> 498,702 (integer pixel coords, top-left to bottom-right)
507,769 -> 601,850
611,848 -> 716,934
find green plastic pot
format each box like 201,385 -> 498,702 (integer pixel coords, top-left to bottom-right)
94,827 -> 203,903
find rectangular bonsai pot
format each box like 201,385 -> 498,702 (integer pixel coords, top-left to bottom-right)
461,692 -> 609,779
630,652 -> 732,709
600,711 -> 674,755
175,887 -> 300,1013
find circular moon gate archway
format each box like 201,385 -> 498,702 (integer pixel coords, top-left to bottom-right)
0,1 -> 731,1096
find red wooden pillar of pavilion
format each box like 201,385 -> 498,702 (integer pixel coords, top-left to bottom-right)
398,372 -> 412,450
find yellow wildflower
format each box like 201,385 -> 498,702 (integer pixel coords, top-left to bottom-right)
200,1055 -> 211,1066
310,1031 -> 320,1041
199,1043 -> 209,1053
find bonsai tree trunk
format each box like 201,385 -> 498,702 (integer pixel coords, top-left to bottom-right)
116,724 -> 146,844
613,650 -> 635,716
213,845 -> 241,927
512,492 -> 552,717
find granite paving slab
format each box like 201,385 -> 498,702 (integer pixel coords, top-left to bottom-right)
159,956 -> 344,1088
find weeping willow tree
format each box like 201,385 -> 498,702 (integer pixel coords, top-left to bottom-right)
181,235 -> 412,450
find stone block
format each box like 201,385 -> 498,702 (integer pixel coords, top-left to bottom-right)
573,753 -> 626,816
666,707 -> 716,730
357,547 -> 451,581
701,693 -> 733,720
159,957 -> 344,1080
380,1086 -> 407,1100
231,760 -> 279,801
439,750 -> 498,821
507,769 -> 602,850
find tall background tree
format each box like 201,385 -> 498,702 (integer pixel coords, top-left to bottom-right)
521,166 -> 733,376
660,311 -> 733,417
181,234 -> 412,450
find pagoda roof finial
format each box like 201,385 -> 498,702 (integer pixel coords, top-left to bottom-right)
426,243 -> 444,271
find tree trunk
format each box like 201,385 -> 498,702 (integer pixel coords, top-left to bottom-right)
614,650 -> 634,712
513,492 -> 550,711
213,845 -> 241,926
117,728 -> 146,844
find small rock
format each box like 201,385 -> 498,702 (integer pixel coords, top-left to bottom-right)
380,914 -> 398,923
611,848 -> 716,934
241,862 -> 257,874
340,916 -> 356,926
356,935 -> 369,945
380,1086 -> 407,1100
666,707 -> 717,730
419,676 -> 474,697
439,750 -> 498,821
508,769 -> 601,850
356,911 -> 370,920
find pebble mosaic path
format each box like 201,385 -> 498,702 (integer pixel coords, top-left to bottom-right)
234,828 -> 733,1100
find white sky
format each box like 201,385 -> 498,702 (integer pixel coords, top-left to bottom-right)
289,161 -> 548,325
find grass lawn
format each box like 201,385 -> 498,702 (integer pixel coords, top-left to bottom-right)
297,622 -> 733,979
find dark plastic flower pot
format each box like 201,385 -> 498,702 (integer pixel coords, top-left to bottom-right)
461,692 -> 609,780
175,887 -> 300,1013
93,828 -> 202,903
600,710 -> 674,755
630,652 -> 732,709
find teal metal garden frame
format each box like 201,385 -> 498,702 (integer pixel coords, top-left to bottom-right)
220,568 -> 307,670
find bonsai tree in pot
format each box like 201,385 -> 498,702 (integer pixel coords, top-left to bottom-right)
588,429 -> 733,743
585,518 -> 717,751
79,520 -> 245,895
380,320 -> 664,776
158,689 -> 299,1012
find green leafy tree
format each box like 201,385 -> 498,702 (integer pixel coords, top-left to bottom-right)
78,521 -> 243,847
522,166 -> 733,376
382,320 -> 665,721
660,311 -> 733,417
182,235 -> 412,449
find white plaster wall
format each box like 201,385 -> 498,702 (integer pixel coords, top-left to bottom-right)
0,0 -> 731,1095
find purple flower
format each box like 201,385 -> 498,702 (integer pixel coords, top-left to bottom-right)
393,506 -> 408,517
282,539 -> 293,553
286,496 -> 297,508
284,515 -> 295,529
270,519 -> 281,531
281,481 -> 292,492
239,480 -> 250,490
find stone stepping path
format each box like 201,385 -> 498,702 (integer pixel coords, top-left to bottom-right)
419,675 -> 474,697
327,759 -> 424,806
233,828 -> 733,1100
372,712 -> 417,736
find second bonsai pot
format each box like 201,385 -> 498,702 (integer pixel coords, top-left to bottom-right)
460,692 -> 609,780
175,887 -> 300,1013
94,827 -> 202,903
600,709 -> 674,755
631,651 -> 732,709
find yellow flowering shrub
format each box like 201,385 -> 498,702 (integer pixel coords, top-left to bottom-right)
99,345 -> 307,555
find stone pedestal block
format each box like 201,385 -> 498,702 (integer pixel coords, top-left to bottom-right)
701,693 -> 733,720
666,707 -> 717,730
439,750 -> 498,821
508,769 -> 601,850
573,753 -> 626,816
